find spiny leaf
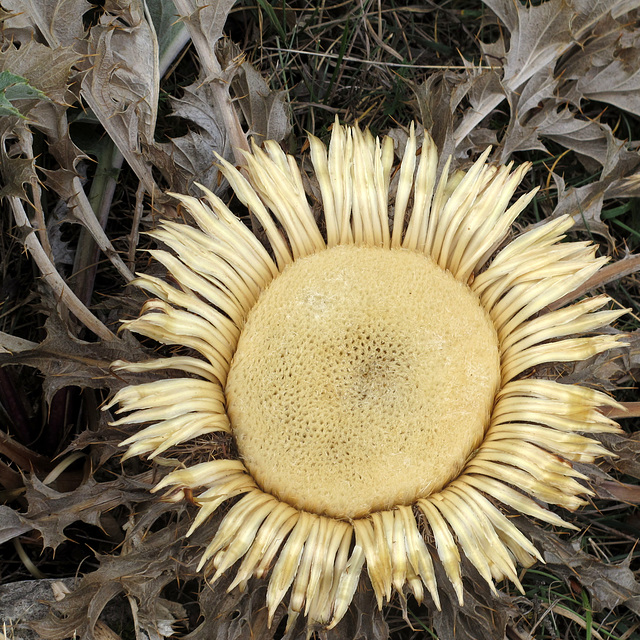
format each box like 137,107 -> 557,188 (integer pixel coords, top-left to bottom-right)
20,475 -> 153,550
521,521 -> 640,616
80,0 -> 160,195
30,525 -> 186,639
559,12 -> 640,118
0,311 -> 150,406
0,71 -> 49,118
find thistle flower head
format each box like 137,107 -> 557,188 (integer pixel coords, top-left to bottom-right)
105,120 -> 626,631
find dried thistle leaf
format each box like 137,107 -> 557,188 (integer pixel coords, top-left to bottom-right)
16,474 -> 154,550
231,56 -> 292,143
0,40 -> 79,105
0,312 -> 149,405
19,0 -> 90,48
431,557 -> 517,640
31,526 -> 185,639
521,521 -> 640,616
559,12 -> 640,117
80,0 -> 159,195
456,0 -> 637,146
598,432 -> 640,480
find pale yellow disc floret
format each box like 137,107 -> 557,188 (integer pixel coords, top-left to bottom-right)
226,245 -> 500,519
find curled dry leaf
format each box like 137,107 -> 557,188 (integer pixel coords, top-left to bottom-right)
520,520 -> 640,616
30,526 -> 186,640
171,0 -> 247,162
15,474 -> 154,550
456,0 -> 636,145
79,0 -> 160,196
0,311 -> 149,404
431,558 -> 517,640
598,432 -> 640,480
230,51 -> 292,144
559,12 -> 640,118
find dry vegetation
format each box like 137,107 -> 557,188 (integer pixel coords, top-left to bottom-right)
1,1 -> 640,639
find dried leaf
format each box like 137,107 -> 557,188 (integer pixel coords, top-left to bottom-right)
0,472 -> 155,568
0,311 -> 149,405
0,0 -> 36,44
149,131 -> 224,196
171,0 -> 249,162
551,173 -> 613,244
559,12 -> 640,118
0,39 -> 79,105
174,0 -> 236,58
546,134 -> 640,246
159,81 -> 232,190
232,57 -> 292,143
594,480 -> 640,504
0,122 -> 37,199
521,521 -> 640,616
598,432 -> 640,480
560,340 -> 632,390
32,526 -> 185,639
502,104 -> 615,170
20,0 -> 90,48
431,557 -> 517,640
456,0 -> 638,146
0,505 -> 33,545
80,0 -> 159,195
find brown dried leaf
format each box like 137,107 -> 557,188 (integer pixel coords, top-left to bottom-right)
0,505 -> 33,545
232,58 -> 292,143
559,12 -> 640,117
598,432 -> 640,480
551,173 -> 613,244
456,0 -> 637,147
594,480 -> 640,503
153,81 -> 232,192
20,474 -> 153,550
501,105 -> 615,170
174,0 -> 236,60
20,0 -> 90,49
0,311 -> 149,405
546,135 -> 640,245
31,525 -> 185,639
184,573 -> 281,640
149,131 -> 223,196
431,557 -> 517,640
415,70 -> 479,164
172,0 -> 248,163
0,128 -> 37,200
80,0 -> 159,195
520,521 -> 640,616
0,0 -> 35,44
0,39 -> 79,105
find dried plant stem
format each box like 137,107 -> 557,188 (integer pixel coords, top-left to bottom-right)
9,197 -> 116,341
70,176 -> 135,283
172,0 -> 249,165
605,402 -> 640,420
0,332 -> 37,354
549,254 -> 640,310
128,181 -> 146,269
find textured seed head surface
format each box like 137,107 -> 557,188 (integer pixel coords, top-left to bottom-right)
226,245 -> 501,518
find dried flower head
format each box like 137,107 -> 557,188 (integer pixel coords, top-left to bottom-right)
105,121 -> 627,631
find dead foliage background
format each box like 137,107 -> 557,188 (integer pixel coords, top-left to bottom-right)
1,1 -> 640,639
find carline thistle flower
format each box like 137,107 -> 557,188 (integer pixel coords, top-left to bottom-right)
105,120 -> 627,631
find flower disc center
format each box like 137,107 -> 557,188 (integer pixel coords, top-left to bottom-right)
226,245 -> 500,518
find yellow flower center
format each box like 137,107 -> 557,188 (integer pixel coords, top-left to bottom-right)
226,245 -> 500,518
